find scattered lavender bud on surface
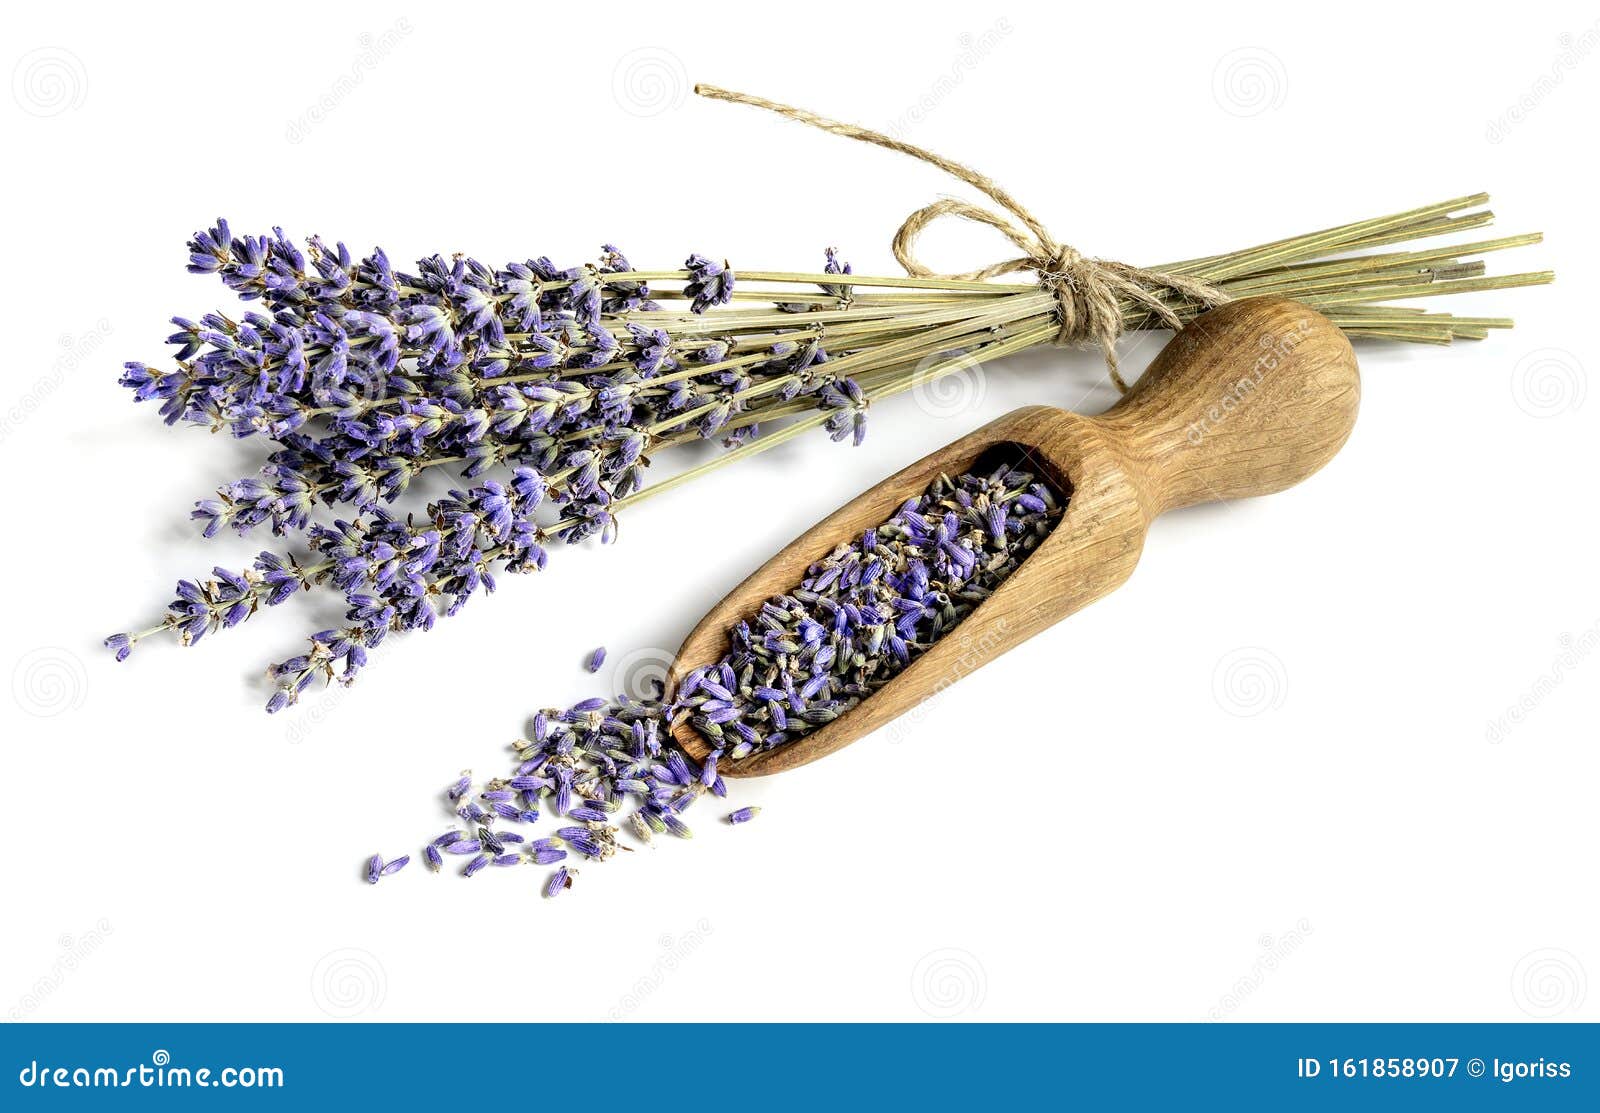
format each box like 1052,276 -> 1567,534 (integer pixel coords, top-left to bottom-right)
585,646 -> 607,673
544,867 -> 570,898
368,457 -> 1062,899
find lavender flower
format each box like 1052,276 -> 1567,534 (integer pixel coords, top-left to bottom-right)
110,230 -> 910,708
368,461 -> 1056,897
366,853 -> 409,883
585,646 -> 607,673
683,255 -> 735,313
671,458 -> 1060,758
544,867 -> 570,897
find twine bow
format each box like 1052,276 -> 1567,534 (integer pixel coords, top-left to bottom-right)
696,85 -> 1228,393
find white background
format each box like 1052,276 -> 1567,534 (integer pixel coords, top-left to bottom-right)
2,1 -> 1595,1023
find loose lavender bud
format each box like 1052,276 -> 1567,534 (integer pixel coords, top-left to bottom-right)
425,845 -> 443,872
585,646 -> 607,673
544,867 -> 570,898
368,460 -> 1061,900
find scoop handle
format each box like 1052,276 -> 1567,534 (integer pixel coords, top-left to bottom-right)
1096,297 -> 1360,516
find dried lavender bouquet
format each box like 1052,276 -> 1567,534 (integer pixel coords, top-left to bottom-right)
105,87 -> 1552,712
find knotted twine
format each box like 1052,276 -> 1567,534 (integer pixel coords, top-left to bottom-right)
695,85 -> 1229,393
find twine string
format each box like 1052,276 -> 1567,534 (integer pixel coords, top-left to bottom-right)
695,84 -> 1228,392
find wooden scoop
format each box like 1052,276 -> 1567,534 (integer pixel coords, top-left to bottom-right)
667,296 -> 1360,776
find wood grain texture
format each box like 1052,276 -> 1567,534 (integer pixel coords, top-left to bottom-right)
667,297 -> 1360,776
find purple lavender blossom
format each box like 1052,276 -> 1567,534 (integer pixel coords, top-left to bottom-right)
113,226 -> 897,710
672,459 -> 1060,758
683,254 -> 735,313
